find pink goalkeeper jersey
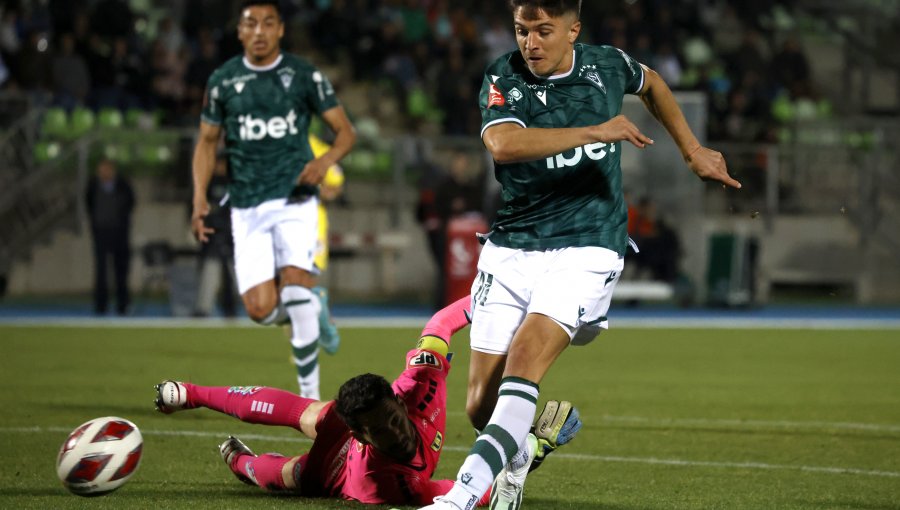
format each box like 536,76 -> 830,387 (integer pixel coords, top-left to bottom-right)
298,348 -> 454,505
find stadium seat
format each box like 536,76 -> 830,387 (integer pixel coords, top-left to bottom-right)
33,141 -> 62,163
68,107 -> 95,139
406,86 -> 430,119
124,108 -> 143,128
41,108 -> 68,139
98,108 -> 124,130
373,150 -> 393,175
104,143 -> 133,164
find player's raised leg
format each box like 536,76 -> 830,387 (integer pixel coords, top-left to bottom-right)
154,380 -> 321,432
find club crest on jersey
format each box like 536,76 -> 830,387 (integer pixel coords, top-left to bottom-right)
488,83 -> 506,108
579,64 -> 606,93
409,350 -> 443,370
507,87 -> 523,103
278,67 -> 295,90
586,71 -> 605,92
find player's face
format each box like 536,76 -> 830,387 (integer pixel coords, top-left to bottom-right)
353,397 -> 418,462
513,8 -> 581,77
237,5 -> 283,64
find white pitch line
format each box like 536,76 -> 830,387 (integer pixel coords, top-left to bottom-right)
598,415 -> 900,434
12,426 -> 899,479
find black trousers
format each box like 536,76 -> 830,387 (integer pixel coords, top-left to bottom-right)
91,227 -> 131,314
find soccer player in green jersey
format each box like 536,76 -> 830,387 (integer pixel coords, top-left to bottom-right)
191,0 -> 356,399
420,1 -> 741,509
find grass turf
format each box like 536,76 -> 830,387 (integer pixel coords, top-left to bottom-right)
1,325 -> 899,509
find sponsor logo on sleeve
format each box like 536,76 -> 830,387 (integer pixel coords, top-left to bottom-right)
430,430 -> 443,452
488,83 -> 506,108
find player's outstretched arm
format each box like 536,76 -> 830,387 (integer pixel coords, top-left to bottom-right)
417,296 -> 472,356
191,121 -> 221,242
483,116 -> 653,165
637,65 -> 741,189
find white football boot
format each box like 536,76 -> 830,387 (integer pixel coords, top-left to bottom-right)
417,497 -> 463,509
219,435 -> 257,486
490,433 -> 538,510
153,380 -> 189,414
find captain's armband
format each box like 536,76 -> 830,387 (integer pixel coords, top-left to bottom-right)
416,335 -> 449,358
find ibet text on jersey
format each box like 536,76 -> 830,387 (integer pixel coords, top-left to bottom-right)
238,110 -> 299,141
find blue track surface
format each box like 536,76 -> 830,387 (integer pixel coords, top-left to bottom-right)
1,300 -> 899,328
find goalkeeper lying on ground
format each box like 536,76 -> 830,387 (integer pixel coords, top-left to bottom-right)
154,296 -> 581,507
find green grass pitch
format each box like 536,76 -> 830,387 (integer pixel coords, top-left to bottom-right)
1,324 -> 899,509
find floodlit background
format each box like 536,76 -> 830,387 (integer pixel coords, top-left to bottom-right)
1,2 -> 899,509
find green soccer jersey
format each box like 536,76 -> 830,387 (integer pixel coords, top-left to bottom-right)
479,43 -> 644,255
201,53 -> 339,208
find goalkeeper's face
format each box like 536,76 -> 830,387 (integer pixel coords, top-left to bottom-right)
351,396 -> 418,463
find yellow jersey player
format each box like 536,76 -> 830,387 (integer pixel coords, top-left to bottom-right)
309,133 -> 343,354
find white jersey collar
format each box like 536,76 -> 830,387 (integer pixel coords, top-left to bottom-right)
546,49 -> 576,80
242,53 -> 283,72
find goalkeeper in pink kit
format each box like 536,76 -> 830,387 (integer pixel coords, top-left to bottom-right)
155,296 -> 581,506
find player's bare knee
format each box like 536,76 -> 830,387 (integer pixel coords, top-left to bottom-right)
246,302 -> 277,323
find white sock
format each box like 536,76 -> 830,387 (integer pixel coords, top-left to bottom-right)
281,285 -> 321,399
444,376 -> 539,509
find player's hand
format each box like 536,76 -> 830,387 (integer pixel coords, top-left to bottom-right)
594,115 -> 654,148
685,146 -> 742,189
297,157 -> 331,186
191,199 -> 215,243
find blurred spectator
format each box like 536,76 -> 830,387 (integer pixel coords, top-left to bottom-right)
728,29 -> 769,89
771,34 -> 811,93
416,149 -> 486,310
192,153 -> 236,318
0,0 -> 816,144
184,28 -> 219,118
480,14 -> 516,63
0,7 -> 21,57
89,0 -> 133,39
14,29 -> 52,103
50,32 -> 90,110
653,42 -> 683,88
628,196 -> 681,283
0,51 -> 8,87
85,159 -> 135,316
88,36 -> 144,110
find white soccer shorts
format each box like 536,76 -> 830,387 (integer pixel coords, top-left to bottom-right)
469,240 -> 624,354
230,197 -> 319,295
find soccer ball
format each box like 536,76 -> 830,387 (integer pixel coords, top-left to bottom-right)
56,416 -> 143,496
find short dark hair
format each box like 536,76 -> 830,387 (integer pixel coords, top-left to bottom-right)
508,0 -> 581,19
335,373 -> 395,430
239,0 -> 282,18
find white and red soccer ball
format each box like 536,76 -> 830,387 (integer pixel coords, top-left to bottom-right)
56,416 -> 143,496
